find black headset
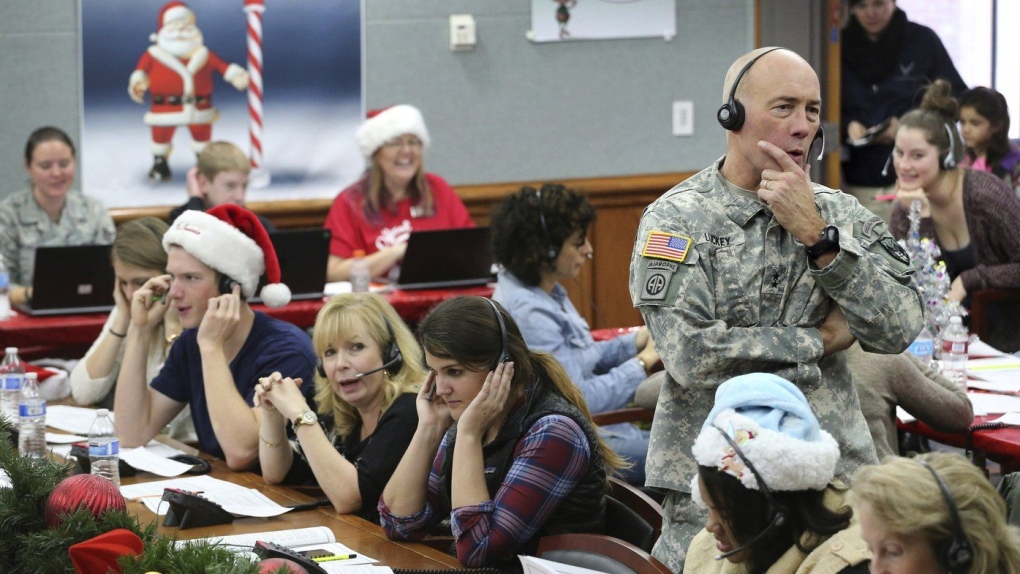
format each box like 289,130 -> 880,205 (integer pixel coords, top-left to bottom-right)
534,187 -> 558,261
218,275 -> 239,296
315,315 -> 404,378
919,460 -> 974,574
712,426 -> 790,560
717,48 -> 782,132
483,297 -> 512,368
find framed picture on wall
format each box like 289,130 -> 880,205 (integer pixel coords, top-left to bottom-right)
530,0 -> 677,43
79,0 -> 364,209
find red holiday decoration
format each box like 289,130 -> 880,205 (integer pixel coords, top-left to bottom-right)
45,474 -> 127,528
258,557 -> 309,574
68,528 -> 143,574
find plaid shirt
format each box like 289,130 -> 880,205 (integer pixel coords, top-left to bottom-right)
379,414 -> 591,567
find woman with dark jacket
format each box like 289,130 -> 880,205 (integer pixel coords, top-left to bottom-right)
379,296 -> 620,569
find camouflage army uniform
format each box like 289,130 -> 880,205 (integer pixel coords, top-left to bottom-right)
629,160 -> 924,572
0,189 -> 116,286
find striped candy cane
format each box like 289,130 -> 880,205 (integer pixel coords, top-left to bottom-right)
244,0 -> 270,187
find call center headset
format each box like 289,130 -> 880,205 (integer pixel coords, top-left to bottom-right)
919,460 -> 974,574
717,47 -> 782,132
881,122 -> 959,177
712,426 -> 791,561
534,187 -> 558,261
717,47 -> 825,162
315,316 -> 404,379
218,275 -> 240,296
483,297 -> 513,368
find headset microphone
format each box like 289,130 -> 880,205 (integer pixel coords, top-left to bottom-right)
715,511 -> 785,560
323,354 -> 402,383
881,153 -> 893,178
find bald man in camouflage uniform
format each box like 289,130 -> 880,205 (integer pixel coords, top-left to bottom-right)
629,48 -> 924,572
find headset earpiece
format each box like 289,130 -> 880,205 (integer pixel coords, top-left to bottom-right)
316,363 -> 326,378
941,123 -> 958,170
535,187 -> 558,260
218,275 -> 238,295
717,48 -> 782,132
483,298 -> 512,368
919,460 -> 974,574
381,317 -> 404,374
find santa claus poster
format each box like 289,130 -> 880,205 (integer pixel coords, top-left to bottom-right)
80,0 -> 363,209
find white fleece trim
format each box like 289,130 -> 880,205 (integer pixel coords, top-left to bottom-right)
692,409 -> 839,492
355,104 -> 430,158
163,209 -> 263,298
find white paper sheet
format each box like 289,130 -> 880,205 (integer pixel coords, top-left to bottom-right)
121,475 -> 293,518
120,446 -> 194,477
45,432 -> 86,444
180,526 -> 334,550
988,413 -> 1020,426
968,392 -> 1020,415
970,338 -> 1008,358
46,405 -> 108,434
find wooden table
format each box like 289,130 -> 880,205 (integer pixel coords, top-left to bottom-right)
1,284 -> 494,361
119,442 -> 463,569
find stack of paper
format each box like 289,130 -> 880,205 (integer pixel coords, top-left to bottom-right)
181,526 -> 378,570
120,475 -> 293,518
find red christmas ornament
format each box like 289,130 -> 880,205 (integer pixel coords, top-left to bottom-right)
258,557 -> 309,574
45,474 -> 127,528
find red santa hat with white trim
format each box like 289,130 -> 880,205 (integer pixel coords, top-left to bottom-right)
150,1 -> 195,42
163,204 -> 291,308
355,105 -> 430,159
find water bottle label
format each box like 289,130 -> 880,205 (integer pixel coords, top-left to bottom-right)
2,375 -> 22,391
18,402 -> 45,417
941,340 -> 968,355
89,440 -> 120,457
908,340 -> 933,357
0,274 -> 9,289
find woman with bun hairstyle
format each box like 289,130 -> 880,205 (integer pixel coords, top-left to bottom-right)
888,79 -> 1020,352
324,105 -> 474,282
379,296 -> 620,569
959,86 -> 1020,195
851,452 -> 1020,574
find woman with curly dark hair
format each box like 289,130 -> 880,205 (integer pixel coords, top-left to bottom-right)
490,183 -> 660,484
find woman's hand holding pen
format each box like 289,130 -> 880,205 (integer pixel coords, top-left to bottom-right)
130,274 -> 172,330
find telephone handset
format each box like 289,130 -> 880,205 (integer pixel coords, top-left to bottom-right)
160,487 -> 235,529
425,371 -> 437,402
252,541 -> 329,574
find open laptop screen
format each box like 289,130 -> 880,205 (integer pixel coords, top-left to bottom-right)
14,244 -> 114,316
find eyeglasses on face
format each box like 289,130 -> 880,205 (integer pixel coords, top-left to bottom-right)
381,137 -> 423,149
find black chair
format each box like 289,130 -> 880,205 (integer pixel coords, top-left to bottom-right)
605,476 -> 663,553
537,533 -> 672,574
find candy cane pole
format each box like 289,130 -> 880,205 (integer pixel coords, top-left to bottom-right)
244,0 -> 270,188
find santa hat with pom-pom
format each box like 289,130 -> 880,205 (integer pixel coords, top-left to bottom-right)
355,104 -> 430,159
149,1 -> 195,42
163,204 -> 291,308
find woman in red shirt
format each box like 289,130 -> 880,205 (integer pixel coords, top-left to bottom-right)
325,105 -> 474,282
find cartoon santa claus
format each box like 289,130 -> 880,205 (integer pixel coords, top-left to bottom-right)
128,1 -> 249,182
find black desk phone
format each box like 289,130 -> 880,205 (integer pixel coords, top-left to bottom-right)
160,487 -> 235,529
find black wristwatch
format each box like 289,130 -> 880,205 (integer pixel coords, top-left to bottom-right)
805,225 -> 840,259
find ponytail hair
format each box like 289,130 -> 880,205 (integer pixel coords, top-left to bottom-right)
417,296 -> 625,473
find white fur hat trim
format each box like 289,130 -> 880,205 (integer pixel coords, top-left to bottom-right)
163,209 -> 264,300
356,105 -> 430,158
691,409 -> 839,493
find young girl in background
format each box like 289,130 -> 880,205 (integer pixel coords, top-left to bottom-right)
959,86 -> 1020,196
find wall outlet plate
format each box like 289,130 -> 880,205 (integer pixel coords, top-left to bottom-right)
673,100 -> 693,136
450,14 -> 476,52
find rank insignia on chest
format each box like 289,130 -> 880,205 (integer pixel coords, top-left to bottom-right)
641,231 -> 692,262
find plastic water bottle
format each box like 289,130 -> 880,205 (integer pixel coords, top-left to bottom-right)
941,316 -> 969,390
0,254 -> 11,319
0,347 -> 25,428
350,249 -> 370,293
88,408 -> 120,487
907,325 -> 934,368
18,372 -> 46,459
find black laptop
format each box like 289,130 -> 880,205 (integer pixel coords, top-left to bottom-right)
14,244 -> 115,316
252,228 -> 331,303
394,227 -> 494,290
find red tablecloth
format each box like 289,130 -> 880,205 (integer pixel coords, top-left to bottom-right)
0,284 -> 494,360
899,415 -> 1020,472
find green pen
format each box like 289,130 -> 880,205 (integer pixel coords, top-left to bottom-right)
313,553 -> 357,562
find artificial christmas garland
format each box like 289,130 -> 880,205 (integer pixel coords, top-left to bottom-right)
0,418 -> 299,573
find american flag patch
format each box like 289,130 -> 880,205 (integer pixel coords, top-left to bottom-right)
642,231 -> 692,262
